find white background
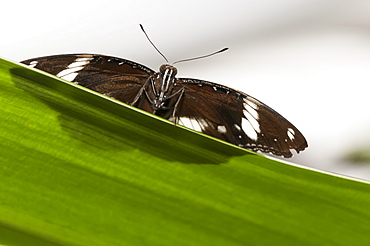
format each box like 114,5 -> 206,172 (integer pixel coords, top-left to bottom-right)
2,0 -> 370,180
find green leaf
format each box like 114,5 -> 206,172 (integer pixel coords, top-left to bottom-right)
1,57 -> 370,246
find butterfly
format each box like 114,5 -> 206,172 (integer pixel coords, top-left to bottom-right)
21,25 -> 307,158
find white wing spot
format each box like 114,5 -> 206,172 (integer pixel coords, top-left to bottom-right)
241,117 -> 258,141
217,125 -> 227,134
243,103 -> 259,120
243,99 -> 259,120
178,117 -> 207,133
28,61 -> 38,68
234,124 -> 241,131
287,128 -> 295,141
244,97 -> 259,110
241,97 -> 261,141
58,72 -> 79,81
56,57 -> 93,81
56,66 -> 84,81
242,110 -> 260,133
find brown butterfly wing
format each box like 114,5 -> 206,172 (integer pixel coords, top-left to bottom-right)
175,78 -> 307,157
21,54 -> 155,106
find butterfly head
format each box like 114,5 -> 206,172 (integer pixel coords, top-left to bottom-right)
159,64 -> 178,76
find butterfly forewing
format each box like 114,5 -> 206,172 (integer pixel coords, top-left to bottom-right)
21,54 -> 307,157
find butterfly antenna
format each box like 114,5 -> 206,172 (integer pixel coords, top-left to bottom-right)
140,24 -> 169,63
173,47 -> 228,65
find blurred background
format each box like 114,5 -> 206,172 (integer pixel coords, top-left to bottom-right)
1,0 -> 370,180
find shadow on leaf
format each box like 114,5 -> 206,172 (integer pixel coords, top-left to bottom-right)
11,67 -> 250,164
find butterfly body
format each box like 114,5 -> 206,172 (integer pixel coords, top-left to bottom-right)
22,54 -> 307,157
131,64 -> 184,118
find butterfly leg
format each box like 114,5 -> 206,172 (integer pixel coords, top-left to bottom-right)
169,88 -> 185,124
129,76 -> 153,106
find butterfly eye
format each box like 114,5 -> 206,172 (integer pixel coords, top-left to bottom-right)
170,66 -> 178,76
